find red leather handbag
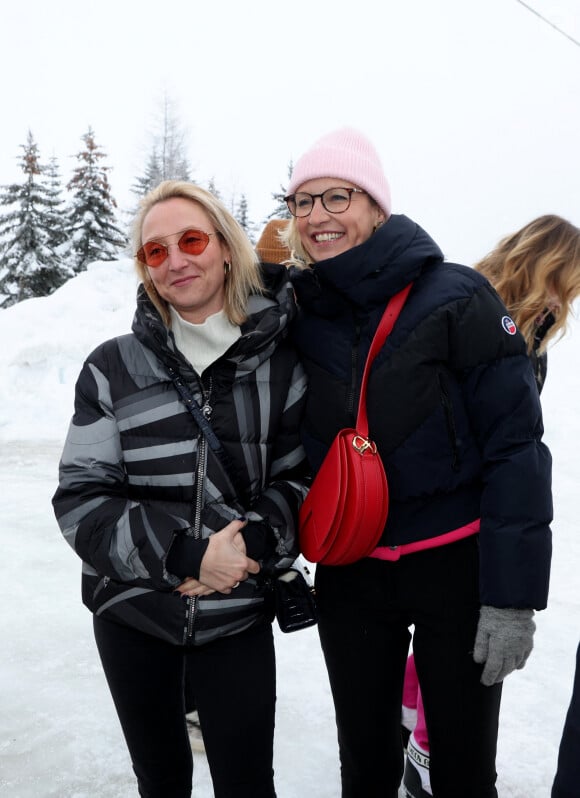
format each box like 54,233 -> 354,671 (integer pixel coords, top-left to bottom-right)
299,284 -> 413,565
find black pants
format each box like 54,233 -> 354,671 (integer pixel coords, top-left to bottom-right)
93,615 -> 277,798
315,536 -> 502,798
552,642 -> 580,798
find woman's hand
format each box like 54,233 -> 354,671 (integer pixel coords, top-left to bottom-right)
199,519 -> 260,593
175,578 -> 216,597
174,520 -> 255,596
232,530 -> 247,555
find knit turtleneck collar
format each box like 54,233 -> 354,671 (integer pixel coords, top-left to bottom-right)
169,306 -> 240,376
132,263 -> 298,381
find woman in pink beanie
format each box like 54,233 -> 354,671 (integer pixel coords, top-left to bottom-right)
284,127 -> 552,798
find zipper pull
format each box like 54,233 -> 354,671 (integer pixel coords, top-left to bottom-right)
202,377 -> 213,418
202,402 -> 212,419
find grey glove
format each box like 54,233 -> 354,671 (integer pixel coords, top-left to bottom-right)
473,605 -> 536,686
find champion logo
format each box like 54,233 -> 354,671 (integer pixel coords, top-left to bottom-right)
501,315 -> 517,335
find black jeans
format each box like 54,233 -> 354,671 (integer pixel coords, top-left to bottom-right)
552,642 -> 580,798
315,536 -> 501,798
93,615 -> 277,798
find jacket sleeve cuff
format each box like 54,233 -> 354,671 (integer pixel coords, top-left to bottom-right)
241,521 -> 275,562
166,534 -> 209,579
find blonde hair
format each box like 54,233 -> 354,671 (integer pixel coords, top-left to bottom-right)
474,215 -> 580,353
131,180 -> 262,326
280,216 -> 312,268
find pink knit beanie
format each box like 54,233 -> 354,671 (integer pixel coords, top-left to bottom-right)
287,127 -> 391,217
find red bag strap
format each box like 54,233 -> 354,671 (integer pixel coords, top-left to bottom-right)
356,282 -> 413,435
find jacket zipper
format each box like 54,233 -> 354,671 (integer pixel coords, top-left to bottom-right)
438,372 -> 460,472
184,379 -> 212,644
346,323 -> 361,418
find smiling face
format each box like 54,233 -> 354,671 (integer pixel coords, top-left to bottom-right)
295,178 -> 385,262
141,197 -> 231,324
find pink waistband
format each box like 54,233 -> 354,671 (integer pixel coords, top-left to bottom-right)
369,519 -> 480,562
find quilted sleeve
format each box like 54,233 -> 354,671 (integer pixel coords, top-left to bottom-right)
451,283 -> 552,609
52,351 -> 191,590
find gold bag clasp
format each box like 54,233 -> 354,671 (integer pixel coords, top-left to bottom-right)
352,435 -> 377,455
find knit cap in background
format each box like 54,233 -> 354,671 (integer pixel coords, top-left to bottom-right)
255,219 -> 291,264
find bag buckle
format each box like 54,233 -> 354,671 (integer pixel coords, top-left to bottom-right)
352,435 -> 377,455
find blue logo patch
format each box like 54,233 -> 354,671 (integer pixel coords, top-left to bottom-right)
501,315 -> 517,335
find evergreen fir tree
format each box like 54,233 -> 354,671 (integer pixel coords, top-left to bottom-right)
43,156 -> 68,250
266,160 -> 294,222
234,194 -> 257,245
156,94 -> 191,182
207,178 -> 222,201
0,131 -> 71,307
67,127 -> 128,272
131,151 -> 163,198
131,94 -> 192,200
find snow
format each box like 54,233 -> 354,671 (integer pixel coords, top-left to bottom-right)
0,259 -> 578,797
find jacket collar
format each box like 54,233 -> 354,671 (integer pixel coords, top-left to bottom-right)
132,263 -> 296,378
290,214 -> 443,317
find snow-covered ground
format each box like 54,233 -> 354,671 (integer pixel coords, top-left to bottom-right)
0,259 -> 578,797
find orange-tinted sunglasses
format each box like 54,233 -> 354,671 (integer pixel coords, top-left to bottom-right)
136,228 -> 216,267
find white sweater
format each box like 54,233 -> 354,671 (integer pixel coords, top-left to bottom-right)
169,306 -> 241,376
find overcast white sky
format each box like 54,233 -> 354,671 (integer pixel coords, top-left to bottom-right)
1,0 -> 579,264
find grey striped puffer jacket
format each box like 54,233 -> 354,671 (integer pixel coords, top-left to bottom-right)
53,263 -> 308,645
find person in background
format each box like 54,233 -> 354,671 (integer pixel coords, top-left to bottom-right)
256,218 -> 291,264
52,180 -> 308,798
401,212 -> 580,797
282,127 -> 553,798
481,214 -> 580,798
475,214 -> 580,391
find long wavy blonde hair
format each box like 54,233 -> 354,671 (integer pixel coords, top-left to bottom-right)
474,215 -> 580,353
131,180 -> 263,326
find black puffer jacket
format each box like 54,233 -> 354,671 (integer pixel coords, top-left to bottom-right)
290,215 -> 552,610
53,264 -> 308,645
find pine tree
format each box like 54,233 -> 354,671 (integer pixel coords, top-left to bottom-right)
67,127 -> 128,272
266,160 -> 294,222
156,94 -> 191,182
131,151 -> 163,198
131,94 -> 193,200
207,177 -> 222,201
234,194 -> 257,244
43,156 -> 68,250
0,131 -> 71,307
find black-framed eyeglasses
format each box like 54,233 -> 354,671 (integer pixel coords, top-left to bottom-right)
284,187 -> 366,218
